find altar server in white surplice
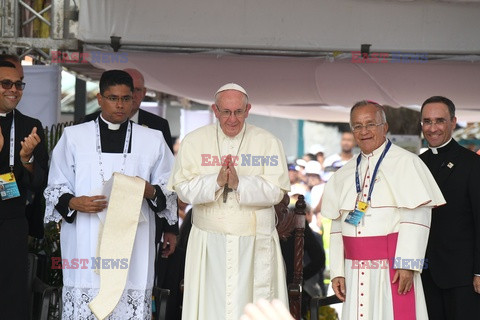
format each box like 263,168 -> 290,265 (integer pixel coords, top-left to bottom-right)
321,100 -> 445,320
44,70 -> 176,319
168,83 -> 290,320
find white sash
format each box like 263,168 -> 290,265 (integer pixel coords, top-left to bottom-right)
89,173 -> 145,319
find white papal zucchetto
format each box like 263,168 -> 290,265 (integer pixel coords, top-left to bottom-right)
214,83 -> 249,99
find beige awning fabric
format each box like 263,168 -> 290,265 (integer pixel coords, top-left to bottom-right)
86,49 -> 480,123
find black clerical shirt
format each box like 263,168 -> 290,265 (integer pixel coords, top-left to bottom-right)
98,116 -> 132,153
1,111 -> 49,220
423,139 -> 455,177
0,112 -> 27,218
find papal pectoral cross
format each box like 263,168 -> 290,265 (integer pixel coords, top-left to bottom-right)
361,211 -> 372,227
223,183 -> 233,203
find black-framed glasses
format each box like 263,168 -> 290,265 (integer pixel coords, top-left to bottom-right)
215,105 -> 247,118
420,118 -> 449,127
0,80 -> 26,90
351,122 -> 384,133
102,95 -> 133,103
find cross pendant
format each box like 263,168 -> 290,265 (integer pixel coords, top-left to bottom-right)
223,184 -> 233,203
361,212 -> 372,227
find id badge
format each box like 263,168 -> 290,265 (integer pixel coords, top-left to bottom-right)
345,209 -> 365,226
0,172 -> 21,200
357,201 -> 368,212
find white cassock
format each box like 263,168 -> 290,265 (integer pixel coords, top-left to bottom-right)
321,141 -> 445,320
44,121 -> 177,319
168,123 -> 291,320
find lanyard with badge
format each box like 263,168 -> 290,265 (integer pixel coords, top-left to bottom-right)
0,110 -> 21,200
344,140 -> 392,226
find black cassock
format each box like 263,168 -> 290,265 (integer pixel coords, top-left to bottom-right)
0,110 -> 49,319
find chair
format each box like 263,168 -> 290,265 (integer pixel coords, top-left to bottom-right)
310,294 -> 343,319
27,253 -> 62,320
275,194 -> 306,320
153,287 -> 170,320
275,193 -> 297,241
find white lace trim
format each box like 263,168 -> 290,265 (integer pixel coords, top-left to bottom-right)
158,180 -> 178,226
44,184 -> 72,223
62,286 -> 152,319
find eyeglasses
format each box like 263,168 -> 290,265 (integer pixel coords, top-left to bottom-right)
0,80 -> 26,90
102,95 -> 133,103
351,122 -> 384,132
216,105 -> 247,118
420,118 -> 448,127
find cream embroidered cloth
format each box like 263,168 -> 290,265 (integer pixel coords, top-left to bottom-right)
89,173 -> 145,319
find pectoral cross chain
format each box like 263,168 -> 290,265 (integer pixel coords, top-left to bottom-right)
223,184 -> 233,203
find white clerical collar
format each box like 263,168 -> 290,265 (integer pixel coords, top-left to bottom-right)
130,110 -> 139,124
429,138 -> 452,155
99,114 -> 124,130
0,112 -> 9,117
361,140 -> 387,158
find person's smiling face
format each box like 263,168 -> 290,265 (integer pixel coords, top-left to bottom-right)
212,90 -> 251,137
421,102 -> 456,148
350,104 -> 388,154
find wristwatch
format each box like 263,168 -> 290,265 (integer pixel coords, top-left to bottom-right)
21,155 -> 34,164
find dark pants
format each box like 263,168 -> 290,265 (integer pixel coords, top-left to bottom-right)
155,245 -> 186,320
422,268 -> 480,320
0,217 -> 29,320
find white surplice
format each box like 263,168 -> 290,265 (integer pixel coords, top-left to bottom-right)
44,121 -> 177,319
168,123 -> 291,320
321,141 -> 445,320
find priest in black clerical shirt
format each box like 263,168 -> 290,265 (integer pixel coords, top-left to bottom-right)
44,70 -> 176,318
419,96 -> 480,319
0,60 -> 49,320
81,68 -> 180,318
81,68 -> 178,256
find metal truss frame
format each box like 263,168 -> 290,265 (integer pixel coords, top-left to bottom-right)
0,0 -> 78,61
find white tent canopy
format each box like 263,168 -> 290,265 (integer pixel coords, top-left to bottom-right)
86,50 -> 480,122
78,0 -> 480,53
78,0 -> 480,122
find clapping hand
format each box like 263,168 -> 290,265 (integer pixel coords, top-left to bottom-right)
19,127 -> 41,162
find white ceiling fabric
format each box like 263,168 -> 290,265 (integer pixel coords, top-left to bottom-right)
77,0 -> 480,122
86,49 -> 480,122
78,0 -> 480,53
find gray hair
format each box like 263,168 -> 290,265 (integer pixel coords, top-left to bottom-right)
350,100 -> 387,125
215,90 -> 249,107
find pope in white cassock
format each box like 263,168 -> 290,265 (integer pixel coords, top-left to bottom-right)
321,101 -> 445,320
168,83 -> 291,320
44,70 -> 177,319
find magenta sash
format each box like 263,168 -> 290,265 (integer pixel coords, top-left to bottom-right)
343,233 -> 416,320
